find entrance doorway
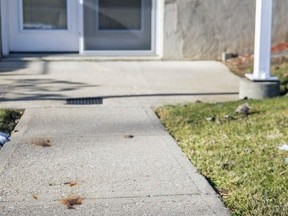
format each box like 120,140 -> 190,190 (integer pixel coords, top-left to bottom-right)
1,0 -> 162,56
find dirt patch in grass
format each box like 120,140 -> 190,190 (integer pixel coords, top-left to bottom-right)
272,42 -> 288,54
156,98 -> 288,215
0,110 -> 23,134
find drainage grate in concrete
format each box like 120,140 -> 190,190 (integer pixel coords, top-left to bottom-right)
66,97 -> 103,105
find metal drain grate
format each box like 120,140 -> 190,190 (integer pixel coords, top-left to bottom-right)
66,97 -> 103,105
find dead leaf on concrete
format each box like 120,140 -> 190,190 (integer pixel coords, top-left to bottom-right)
32,194 -> 38,200
64,182 -> 78,187
124,135 -> 134,139
60,196 -> 84,209
32,138 -> 52,147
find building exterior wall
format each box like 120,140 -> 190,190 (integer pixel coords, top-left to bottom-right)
1,0 -> 288,60
163,0 -> 288,60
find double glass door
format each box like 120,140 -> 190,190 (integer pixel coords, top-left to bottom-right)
8,0 -> 153,53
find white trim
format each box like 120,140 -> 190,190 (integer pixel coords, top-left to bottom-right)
7,0 -> 79,52
79,0 -> 84,54
155,0 -> 164,58
247,0 -> 276,81
82,50 -> 155,56
150,0 -> 156,55
245,73 -> 278,81
1,0 -> 10,55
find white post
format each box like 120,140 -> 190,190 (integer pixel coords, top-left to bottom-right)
246,0 -> 277,81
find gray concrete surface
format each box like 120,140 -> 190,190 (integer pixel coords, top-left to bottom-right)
0,60 -> 239,108
0,107 -> 230,215
0,60 -> 236,215
239,78 -> 280,99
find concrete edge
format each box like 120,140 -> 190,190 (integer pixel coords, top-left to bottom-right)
0,194 -> 231,215
143,107 -> 219,196
144,106 -> 228,215
0,194 -> 226,208
0,107 -> 228,208
162,134 -> 219,196
143,107 -> 167,132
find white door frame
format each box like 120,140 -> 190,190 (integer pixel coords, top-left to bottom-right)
1,0 -> 10,55
9,0 -> 79,52
1,0 -> 164,57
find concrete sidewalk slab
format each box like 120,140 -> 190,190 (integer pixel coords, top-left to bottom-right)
0,196 -> 227,216
0,60 -> 233,215
14,107 -> 165,137
0,107 -> 230,215
0,60 -> 239,108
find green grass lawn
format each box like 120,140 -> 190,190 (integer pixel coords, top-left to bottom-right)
156,97 -> 288,216
0,110 -> 22,134
271,61 -> 288,95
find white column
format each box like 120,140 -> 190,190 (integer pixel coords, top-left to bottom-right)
246,0 -> 277,81
78,0 -> 84,54
1,0 -> 10,55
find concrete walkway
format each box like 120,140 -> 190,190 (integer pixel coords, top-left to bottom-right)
0,60 -> 236,215
0,107 -> 229,215
0,60 -> 239,108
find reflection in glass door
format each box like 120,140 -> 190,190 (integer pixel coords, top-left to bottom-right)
98,0 -> 142,30
84,0 -> 152,51
22,0 -> 68,30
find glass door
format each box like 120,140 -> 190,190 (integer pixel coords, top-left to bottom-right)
83,0 -> 152,51
8,0 -> 79,52
22,0 -> 68,30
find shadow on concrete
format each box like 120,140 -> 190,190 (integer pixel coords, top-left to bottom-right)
0,78 -> 100,102
1,94 -> 65,102
0,60 -> 54,75
8,52 -> 79,58
0,59 -> 239,104
1,92 -> 239,103
0,59 -> 66,75
0,61 -> 30,73
99,92 -> 239,99
63,92 -> 239,104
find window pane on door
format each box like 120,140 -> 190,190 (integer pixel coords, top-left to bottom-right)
99,0 -> 141,30
23,0 -> 67,30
